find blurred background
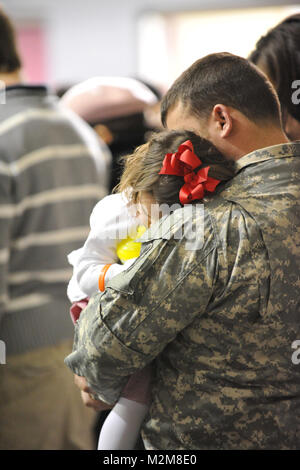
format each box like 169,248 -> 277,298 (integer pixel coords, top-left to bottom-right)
2,0 -> 300,94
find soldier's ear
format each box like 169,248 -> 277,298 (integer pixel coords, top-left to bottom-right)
209,104 -> 233,138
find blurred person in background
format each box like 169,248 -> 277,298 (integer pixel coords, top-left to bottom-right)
249,13 -> 300,141
0,7 -> 111,449
61,76 -> 161,192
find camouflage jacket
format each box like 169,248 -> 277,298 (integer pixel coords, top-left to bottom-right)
65,142 -> 300,449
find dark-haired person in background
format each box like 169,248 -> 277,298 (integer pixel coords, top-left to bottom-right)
0,7 -> 111,449
66,52 -> 300,449
249,13 -> 300,141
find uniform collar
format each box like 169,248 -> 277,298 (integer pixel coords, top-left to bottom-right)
233,141 -> 300,174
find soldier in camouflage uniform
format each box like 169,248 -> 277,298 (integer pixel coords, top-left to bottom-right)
65,53 -> 300,449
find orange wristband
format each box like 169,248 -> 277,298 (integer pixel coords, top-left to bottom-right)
98,264 -> 112,292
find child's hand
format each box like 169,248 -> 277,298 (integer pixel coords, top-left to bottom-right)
74,374 -> 113,411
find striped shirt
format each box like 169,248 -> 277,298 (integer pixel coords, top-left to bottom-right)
0,85 -> 111,355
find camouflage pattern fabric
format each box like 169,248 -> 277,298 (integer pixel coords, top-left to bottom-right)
65,142 -> 300,449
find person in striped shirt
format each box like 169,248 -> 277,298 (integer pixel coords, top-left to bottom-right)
0,7 -> 111,450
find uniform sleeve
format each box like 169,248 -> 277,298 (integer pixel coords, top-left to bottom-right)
73,193 -> 140,298
65,209 -> 218,405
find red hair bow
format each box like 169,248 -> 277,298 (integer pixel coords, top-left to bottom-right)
159,140 -> 220,204
159,140 -> 201,177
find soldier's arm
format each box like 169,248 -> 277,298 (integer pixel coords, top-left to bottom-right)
65,210 -> 218,405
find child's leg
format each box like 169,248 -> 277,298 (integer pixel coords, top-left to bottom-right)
98,365 -> 152,450
97,397 -> 149,450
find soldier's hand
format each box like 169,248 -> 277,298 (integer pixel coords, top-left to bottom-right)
74,374 -> 113,411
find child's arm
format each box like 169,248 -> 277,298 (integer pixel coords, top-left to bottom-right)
67,247 -> 88,302
74,193 -> 140,297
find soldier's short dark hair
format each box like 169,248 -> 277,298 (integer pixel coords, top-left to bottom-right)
161,52 -> 282,128
0,7 -> 22,73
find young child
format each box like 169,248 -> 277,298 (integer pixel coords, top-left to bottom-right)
67,129 -> 235,450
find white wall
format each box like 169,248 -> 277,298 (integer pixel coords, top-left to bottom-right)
1,0 -> 293,87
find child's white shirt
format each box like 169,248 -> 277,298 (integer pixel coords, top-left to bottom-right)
67,192 -> 142,301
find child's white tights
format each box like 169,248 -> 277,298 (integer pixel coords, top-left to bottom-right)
97,397 -> 149,450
